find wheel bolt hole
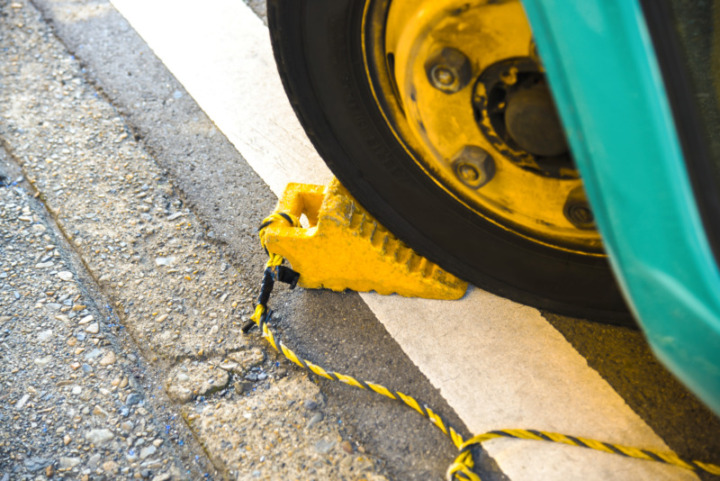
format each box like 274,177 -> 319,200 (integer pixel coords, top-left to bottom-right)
567,205 -> 593,225
457,163 -> 480,183
425,47 -> 472,94
432,66 -> 456,88
564,186 -> 596,230
500,67 -> 518,85
452,146 -> 496,189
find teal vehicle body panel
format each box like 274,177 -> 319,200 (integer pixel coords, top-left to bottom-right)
521,0 -> 720,414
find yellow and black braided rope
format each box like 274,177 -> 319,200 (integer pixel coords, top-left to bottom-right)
247,212 -> 720,481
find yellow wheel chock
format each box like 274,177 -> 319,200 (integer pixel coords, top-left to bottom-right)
250,182 -> 720,481
261,179 -> 468,300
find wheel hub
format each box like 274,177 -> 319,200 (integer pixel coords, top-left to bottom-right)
472,57 -> 575,178
505,83 -> 568,158
365,0 -> 603,254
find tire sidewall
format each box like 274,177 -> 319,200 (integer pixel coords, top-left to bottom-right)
268,0 -> 631,322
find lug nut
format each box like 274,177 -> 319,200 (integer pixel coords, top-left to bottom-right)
451,146 -> 495,188
425,47 -> 472,94
564,186 -> 595,230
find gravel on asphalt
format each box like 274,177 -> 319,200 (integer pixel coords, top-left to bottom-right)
0,0 -> 390,479
0,151 -> 193,480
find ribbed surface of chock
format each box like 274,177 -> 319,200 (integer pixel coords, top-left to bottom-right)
262,179 -> 468,300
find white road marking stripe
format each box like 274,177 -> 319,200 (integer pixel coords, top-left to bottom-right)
112,0 -> 333,196
109,1 -> 697,479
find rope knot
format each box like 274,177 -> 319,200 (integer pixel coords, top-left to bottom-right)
258,211 -> 300,236
447,446 -> 481,481
258,212 -> 300,269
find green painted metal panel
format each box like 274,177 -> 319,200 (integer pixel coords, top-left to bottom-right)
522,0 -> 720,414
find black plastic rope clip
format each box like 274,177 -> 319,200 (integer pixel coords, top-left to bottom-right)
277,265 -> 300,289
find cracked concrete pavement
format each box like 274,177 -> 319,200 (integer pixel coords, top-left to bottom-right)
1,147 -> 200,481
0,0 -> 394,479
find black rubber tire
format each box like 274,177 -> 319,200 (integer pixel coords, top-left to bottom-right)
267,0 -> 632,324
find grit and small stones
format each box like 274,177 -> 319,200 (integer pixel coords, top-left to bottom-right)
186,378 -> 388,481
0,163 -> 188,480
0,1 -> 389,479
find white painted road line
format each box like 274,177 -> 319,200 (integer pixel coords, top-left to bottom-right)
112,0 -> 333,197
109,1 -> 698,480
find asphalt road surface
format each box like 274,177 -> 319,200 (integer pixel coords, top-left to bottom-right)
1,0 -> 719,480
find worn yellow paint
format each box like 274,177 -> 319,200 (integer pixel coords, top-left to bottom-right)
262,179 -> 468,300
363,0 -> 603,254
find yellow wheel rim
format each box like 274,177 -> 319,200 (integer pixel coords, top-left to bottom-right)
362,0 -> 604,255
